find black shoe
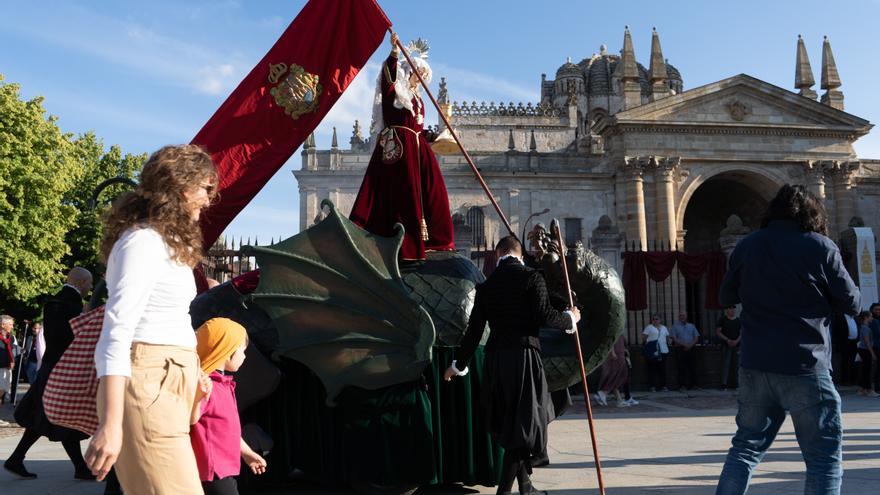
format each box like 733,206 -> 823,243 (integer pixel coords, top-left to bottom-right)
519,482 -> 548,495
74,470 -> 97,481
530,452 -> 550,468
4,460 -> 37,478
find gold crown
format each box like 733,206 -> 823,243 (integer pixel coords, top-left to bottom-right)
268,63 -> 289,84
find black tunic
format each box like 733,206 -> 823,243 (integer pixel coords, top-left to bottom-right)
14,285 -> 88,441
455,258 -> 572,459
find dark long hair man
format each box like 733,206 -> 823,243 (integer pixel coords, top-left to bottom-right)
444,236 -> 581,495
715,185 -> 860,495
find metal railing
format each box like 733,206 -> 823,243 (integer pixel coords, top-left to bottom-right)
622,240 -> 723,346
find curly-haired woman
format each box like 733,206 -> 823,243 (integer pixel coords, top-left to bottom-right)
85,145 -> 218,494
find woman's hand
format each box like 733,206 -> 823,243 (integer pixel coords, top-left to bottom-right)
86,375 -> 126,480
390,32 -> 399,49
84,423 -> 123,481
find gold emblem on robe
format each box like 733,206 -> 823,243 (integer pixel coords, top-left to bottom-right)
268,62 -> 322,119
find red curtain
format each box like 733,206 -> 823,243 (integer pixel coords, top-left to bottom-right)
644,252 -> 677,282
622,251 -> 727,311
703,252 -> 727,310
193,0 -> 392,248
622,252 -> 647,310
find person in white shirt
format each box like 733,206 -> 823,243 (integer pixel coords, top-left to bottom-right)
643,314 -> 670,392
84,145 -> 218,494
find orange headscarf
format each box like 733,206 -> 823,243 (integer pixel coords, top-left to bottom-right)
195,317 -> 247,373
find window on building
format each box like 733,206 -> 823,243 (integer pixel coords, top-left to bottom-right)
467,207 -> 486,247
564,218 -> 582,247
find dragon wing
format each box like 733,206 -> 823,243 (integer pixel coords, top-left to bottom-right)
244,200 -> 435,404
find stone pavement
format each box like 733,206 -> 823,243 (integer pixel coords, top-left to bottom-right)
2,387 -> 878,494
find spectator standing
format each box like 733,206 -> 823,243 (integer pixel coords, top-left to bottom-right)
595,336 -> 630,406
671,312 -> 700,390
870,303 -> 880,393
24,322 -> 44,384
715,184 -> 859,495
715,306 -> 741,389
643,314 -> 670,392
5,268 -> 94,479
841,314 -> 859,385
856,311 -> 877,396
0,315 -> 15,405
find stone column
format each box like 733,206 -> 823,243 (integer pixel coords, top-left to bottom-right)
623,156 -> 648,250
825,160 -> 859,239
803,160 -> 826,200
652,156 -> 680,249
300,186 -> 317,231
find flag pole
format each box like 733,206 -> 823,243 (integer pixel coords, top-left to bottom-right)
390,30 -> 516,239
551,219 -> 607,494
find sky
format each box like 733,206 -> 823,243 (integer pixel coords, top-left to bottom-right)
2,0 -> 879,244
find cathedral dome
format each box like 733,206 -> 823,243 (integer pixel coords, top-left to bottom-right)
584,55 -> 616,95
667,62 -> 682,82
578,50 -> 681,96
555,58 -> 583,79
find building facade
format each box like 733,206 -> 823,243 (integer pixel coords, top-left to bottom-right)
294,29 -> 878,335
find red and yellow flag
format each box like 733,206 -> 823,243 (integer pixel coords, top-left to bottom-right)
193,0 -> 391,248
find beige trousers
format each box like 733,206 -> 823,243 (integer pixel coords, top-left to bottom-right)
115,343 -> 202,495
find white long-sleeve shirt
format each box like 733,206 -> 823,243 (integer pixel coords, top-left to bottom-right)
95,227 -> 197,378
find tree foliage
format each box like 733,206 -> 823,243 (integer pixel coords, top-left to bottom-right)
63,134 -> 144,278
0,75 -> 143,318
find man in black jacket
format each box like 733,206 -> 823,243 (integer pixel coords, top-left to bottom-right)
5,267 -> 94,480
715,185 -> 860,495
444,236 -> 580,495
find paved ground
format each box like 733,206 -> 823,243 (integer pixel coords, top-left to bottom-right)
2,386 -> 878,494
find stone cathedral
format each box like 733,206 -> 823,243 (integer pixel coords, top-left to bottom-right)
294,28 -> 878,282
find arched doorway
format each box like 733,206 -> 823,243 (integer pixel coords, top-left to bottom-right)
682,170 -> 780,254
678,169 -> 781,336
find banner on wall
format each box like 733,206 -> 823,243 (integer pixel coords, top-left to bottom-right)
853,227 -> 878,310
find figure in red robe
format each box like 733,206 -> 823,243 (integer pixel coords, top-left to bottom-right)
349,34 -> 455,261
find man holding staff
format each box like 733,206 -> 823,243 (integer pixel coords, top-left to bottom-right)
444,236 -> 580,495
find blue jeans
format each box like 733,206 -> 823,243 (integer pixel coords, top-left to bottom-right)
716,368 -> 842,495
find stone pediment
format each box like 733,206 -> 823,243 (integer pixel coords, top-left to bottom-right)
605,74 -> 871,134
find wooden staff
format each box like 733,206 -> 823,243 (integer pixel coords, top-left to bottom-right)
390,30 -> 516,239
551,219 -> 607,494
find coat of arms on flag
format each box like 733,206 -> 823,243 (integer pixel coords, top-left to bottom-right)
268,62 -> 322,119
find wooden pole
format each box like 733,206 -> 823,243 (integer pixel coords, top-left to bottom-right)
551,219 -> 607,494
391,31 -> 516,239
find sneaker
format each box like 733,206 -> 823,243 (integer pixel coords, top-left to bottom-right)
616,399 -> 631,408
593,393 -> 607,406
660,387 -> 670,392
625,398 -> 639,406
868,391 -> 880,398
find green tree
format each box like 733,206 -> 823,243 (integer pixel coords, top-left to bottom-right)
0,76 -> 144,318
0,75 -> 81,315
63,133 -> 144,278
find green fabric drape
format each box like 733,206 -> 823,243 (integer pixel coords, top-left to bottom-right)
239,345 -> 503,490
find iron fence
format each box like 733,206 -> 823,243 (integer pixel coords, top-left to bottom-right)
201,237 -> 270,284
622,240 -> 724,347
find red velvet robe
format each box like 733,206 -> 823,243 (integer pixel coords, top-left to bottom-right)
349,54 -> 455,260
